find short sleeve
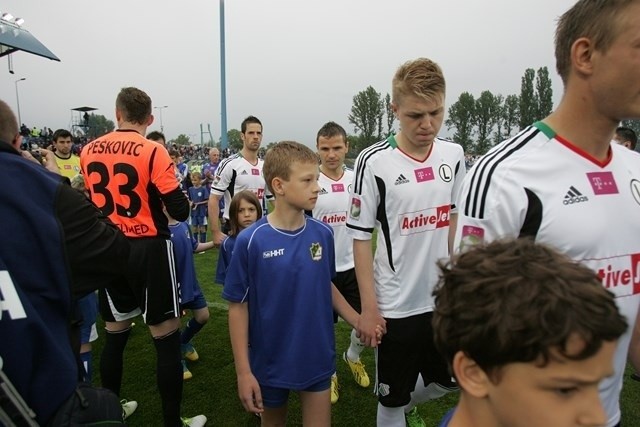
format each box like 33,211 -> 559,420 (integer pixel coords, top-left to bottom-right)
346,153 -> 379,241
151,146 -> 181,195
222,235 -> 249,302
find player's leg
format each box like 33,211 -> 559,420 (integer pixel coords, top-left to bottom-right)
259,385 -> 289,427
98,284 -> 139,396
299,378 -> 331,427
77,292 -> 98,383
404,312 -> 458,418
375,316 -> 422,427
143,238 -> 185,426
199,219 -> 208,243
336,269 -> 369,388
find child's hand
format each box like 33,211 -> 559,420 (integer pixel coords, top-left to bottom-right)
237,372 -> 263,415
375,324 -> 385,344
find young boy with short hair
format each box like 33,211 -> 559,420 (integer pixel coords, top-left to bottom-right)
223,141 -> 379,426
187,172 -> 209,243
432,238 -> 627,427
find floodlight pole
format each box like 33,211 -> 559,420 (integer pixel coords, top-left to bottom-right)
154,105 -> 168,134
220,0 -> 228,150
15,77 -> 26,125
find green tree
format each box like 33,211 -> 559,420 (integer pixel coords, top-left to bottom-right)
384,93 -> 395,136
347,134 -> 363,157
87,113 -> 115,138
348,86 -> 384,149
446,92 -> 476,153
475,91 -> 502,155
519,68 -> 537,129
535,66 -> 553,120
226,129 -> 243,151
172,134 -> 191,146
492,94 -> 505,144
503,94 -> 520,138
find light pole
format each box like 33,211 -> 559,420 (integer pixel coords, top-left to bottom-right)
14,78 -> 26,125
154,105 -> 168,134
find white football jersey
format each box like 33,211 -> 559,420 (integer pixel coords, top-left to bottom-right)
210,153 -> 267,219
312,168 -> 355,272
455,122 -> 640,427
347,136 -> 466,318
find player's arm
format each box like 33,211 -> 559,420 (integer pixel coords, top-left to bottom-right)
448,213 -> 458,255
55,180 -> 130,298
353,238 -> 386,348
208,193 -> 226,245
162,187 -> 190,222
194,241 -> 215,252
228,302 -> 263,414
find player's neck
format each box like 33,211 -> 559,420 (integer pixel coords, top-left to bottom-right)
544,90 -> 616,162
118,121 -> 147,136
54,152 -> 71,160
395,131 -> 432,161
448,396 -> 496,427
320,164 -> 344,180
267,203 -> 305,231
241,148 -> 258,164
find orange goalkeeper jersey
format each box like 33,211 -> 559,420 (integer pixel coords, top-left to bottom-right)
81,129 -> 180,238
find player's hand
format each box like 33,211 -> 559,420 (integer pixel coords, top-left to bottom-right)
237,372 -> 263,414
356,309 -> 387,348
213,229 -> 227,247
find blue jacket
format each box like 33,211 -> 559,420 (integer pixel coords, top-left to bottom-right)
0,141 -> 129,424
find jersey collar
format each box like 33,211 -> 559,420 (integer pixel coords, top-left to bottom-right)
533,121 -> 612,168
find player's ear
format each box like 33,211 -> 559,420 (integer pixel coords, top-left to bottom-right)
572,36 -> 595,77
271,177 -> 284,196
452,351 -> 491,398
147,114 -> 155,127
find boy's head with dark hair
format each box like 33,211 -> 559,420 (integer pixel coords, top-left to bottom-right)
433,238 -> 626,427
614,126 -> 638,150
263,141 -> 320,211
147,130 -> 166,146
115,87 -> 152,126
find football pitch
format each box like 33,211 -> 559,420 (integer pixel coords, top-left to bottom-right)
92,246 -> 640,426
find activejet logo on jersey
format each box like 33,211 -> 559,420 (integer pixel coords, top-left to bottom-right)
414,167 -> 435,183
591,253 -> 640,297
563,186 -> 589,205
322,211 -> 347,226
331,183 -> 345,193
587,171 -> 619,195
399,205 -> 450,235
263,248 -> 285,259
395,174 -> 410,185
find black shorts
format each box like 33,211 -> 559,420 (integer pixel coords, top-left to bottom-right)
376,312 -> 456,407
99,238 -> 180,326
333,268 -> 361,323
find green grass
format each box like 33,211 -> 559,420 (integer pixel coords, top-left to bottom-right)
92,245 -> 640,426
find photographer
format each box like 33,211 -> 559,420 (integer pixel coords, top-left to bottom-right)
0,99 -> 131,425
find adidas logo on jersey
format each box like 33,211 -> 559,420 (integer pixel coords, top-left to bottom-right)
563,186 -> 589,205
241,170 -> 248,175
319,188 -> 328,195
395,174 -> 410,185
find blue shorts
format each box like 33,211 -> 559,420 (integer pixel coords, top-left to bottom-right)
78,292 -> 98,344
260,377 -> 331,408
181,290 -> 207,311
190,215 -> 207,226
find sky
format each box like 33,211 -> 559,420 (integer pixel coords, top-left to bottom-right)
1,0 -> 577,147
